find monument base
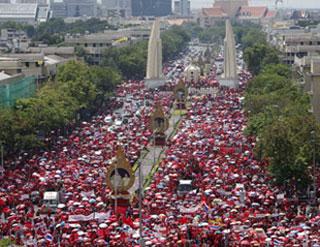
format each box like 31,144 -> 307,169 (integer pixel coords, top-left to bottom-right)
154,133 -> 166,146
219,77 -> 239,88
144,78 -> 166,89
110,192 -> 131,208
176,102 -> 186,110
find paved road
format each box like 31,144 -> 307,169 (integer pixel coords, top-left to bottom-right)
129,112 -> 181,193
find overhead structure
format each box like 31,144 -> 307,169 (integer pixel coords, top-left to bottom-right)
106,146 -> 135,209
174,79 -> 188,110
220,19 -> 239,88
150,103 -> 169,146
145,18 -> 165,88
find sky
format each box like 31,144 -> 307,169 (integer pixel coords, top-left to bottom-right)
191,0 -> 320,9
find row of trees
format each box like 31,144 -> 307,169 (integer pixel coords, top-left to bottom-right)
0,24 -> 191,158
0,18 -> 115,45
242,29 -> 320,193
102,25 -> 191,79
0,61 -> 121,156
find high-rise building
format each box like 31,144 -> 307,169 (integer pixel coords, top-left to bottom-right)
65,0 -> 97,17
101,0 -> 131,17
173,0 -> 190,17
50,0 -> 67,18
50,0 -> 97,18
132,0 -> 171,17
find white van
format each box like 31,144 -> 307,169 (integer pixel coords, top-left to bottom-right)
43,191 -> 59,211
177,180 -> 194,196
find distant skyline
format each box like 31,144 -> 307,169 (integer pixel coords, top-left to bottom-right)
191,0 -> 320,9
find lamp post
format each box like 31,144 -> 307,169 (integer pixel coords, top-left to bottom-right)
0,141 -> 4,176
311,130 -> 317,204
138,161 -> 144,247
114,158 -> 118,215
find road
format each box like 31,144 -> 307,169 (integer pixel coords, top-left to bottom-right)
129,112 -> 181,194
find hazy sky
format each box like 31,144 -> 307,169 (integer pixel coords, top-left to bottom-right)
191,0 -> 320,9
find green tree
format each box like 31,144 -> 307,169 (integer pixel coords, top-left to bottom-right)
244,43 -> 280,75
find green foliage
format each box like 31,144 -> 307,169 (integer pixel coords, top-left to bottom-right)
102,25 -> 191,79
244,51 -> 319,190
20,18 -> 114,44
0,61 -> 121,156
198,22 -> 225,44
162,26 -> 191,61
102,41 -> 147,80
244,43 -> 280,75
0,238 -> 14,247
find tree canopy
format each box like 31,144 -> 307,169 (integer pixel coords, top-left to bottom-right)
0,61 -> 121,156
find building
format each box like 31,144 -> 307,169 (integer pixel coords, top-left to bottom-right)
50,0 -> 97,18
173,0 -> 190,17
0,28 -> 31,53
64,27 -> 150,64
132,0 -> 171,17
101,0 -> 131,18
0,3 -> 38,24
184,64 -> 200,83
50,0 -> 67,18
0,72 -> 36,107
65,0 -> 97,17
0,53 -> 73,85
199,0 -> 275,27
212,0 -> 248,18
237,6 -> 268,24
307,58 -> 320,122
271,26 -> 320,65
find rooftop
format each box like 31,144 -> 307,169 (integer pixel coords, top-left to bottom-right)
238,6 -> 268,18
0,3 -> 37,17
202,7 -> 227,17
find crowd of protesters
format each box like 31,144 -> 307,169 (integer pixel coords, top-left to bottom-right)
0,48 -> 319,246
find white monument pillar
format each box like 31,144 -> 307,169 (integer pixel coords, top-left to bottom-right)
220,19 -> 238,88
145,18 -> 165,88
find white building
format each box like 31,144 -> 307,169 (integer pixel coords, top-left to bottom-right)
0,3 -> 38,24
184,64 -> 200,83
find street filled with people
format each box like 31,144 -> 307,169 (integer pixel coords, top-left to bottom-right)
0,46 -> 320,246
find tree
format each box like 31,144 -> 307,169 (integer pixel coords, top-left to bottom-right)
244,43 -> 280,75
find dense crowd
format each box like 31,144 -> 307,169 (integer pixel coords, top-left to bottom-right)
141,70 -> 320,246
0,51 -> 320,246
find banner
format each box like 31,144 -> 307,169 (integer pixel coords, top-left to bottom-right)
68,211 -> 111,222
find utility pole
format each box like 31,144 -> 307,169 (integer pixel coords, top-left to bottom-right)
311,130 -> 317,205
138,161 -> 144,246
114,157 -> 118,215
0,141 -> 4,176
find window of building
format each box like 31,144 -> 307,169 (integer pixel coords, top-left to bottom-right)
300,42 -> 304,45
309,41 -> 313,45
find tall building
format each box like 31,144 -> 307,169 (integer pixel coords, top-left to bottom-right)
50,0 -> 67,18
50,0 -> 97,18
174,0 -> 190,17
101,0 -> 131,17
132,0 -> 171,17
65,0 -> 97,17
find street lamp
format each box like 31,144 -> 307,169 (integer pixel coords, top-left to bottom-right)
0,141 -> 4,176
310,130 -> 317,204
138,161 -> 145,247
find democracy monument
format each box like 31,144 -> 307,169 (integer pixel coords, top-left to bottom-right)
220,19 -> 239,88
145,18 -> 165,88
